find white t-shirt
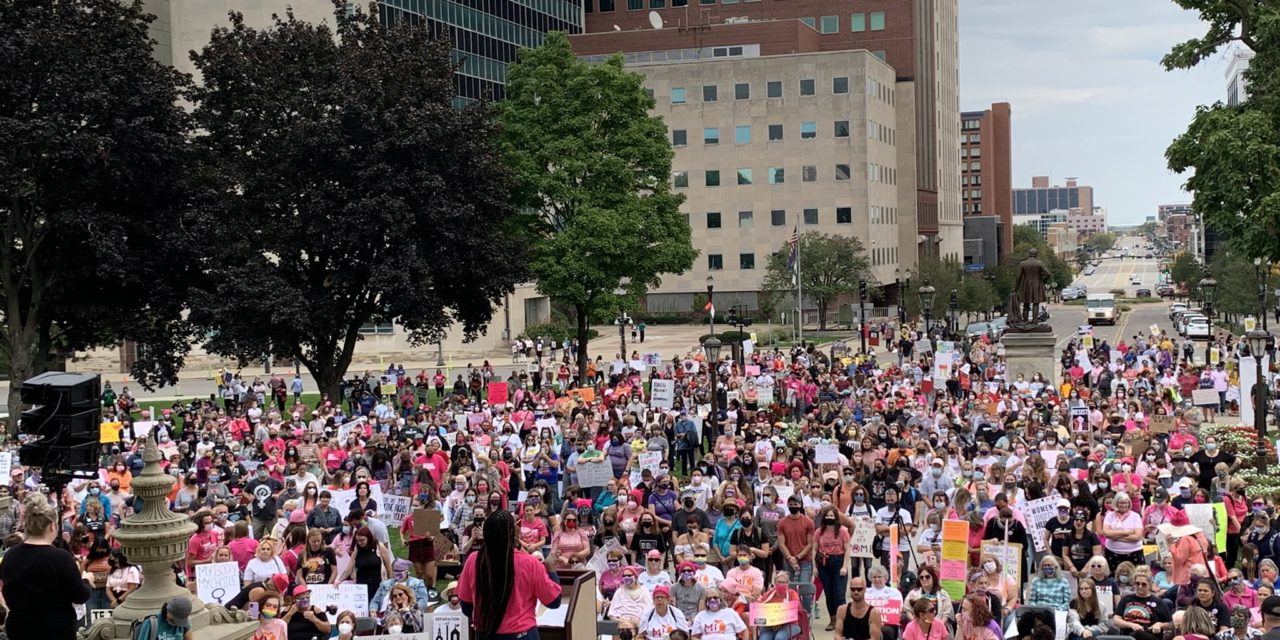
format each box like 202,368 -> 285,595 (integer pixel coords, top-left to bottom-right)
640,606 -> 690,640
873,506 -> 913,551
692,607 -> 747,640
639,570 -> 673,592
243,555 -> 286,583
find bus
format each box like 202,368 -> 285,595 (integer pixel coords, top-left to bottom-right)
1086,293 -> 1117,325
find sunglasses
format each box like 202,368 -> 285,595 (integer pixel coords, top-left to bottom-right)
850,587 -> 865,592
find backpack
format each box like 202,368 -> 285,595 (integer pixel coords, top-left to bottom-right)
130,614 -> 159,640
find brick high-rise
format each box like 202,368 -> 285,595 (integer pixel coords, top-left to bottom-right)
961,103 -> 1013,252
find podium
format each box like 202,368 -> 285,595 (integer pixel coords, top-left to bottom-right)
537,569 -> 597,640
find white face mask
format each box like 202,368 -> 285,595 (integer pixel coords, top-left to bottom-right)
338,623 -> 354,635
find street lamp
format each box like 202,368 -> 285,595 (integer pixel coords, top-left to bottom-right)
706,274 -> 716,336
615,287 -> 631,360
1248,327 -> 1270,473
949,289 -> 958,337
895,268 -> 905,324
703,336 -> 722,445
919,280 -> 937,337
1200,277 -> 1218,322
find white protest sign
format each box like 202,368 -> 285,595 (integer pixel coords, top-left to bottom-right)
379,494 -> 414,525
196,561 -> 241,606
650,379 -> 676,410
630,360 -> 645,372
586,538 -> 627,577
0,452 -> 12,479
1184,503 -> 1217,541
454,413 -> 467,431
432,611 -> 470,640
90,609 -> 113,623
441,431 -> 457,448
1020,496 -> 1059,553
535,417 -> 558,434
773,485 -> 795,505
576,459 -> 614,488
337,418 -> 365,442
814,444 -> 840,464
330,483 -> 386,514
629,451 -> 663,484
131,421 -> 155,441
850,520 -> 876,558
743,339 -> 755,356
757,386 -> 774,406
311,583 -> 370,616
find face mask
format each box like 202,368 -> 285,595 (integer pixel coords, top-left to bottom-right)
1121,464 -> 1132,472
1098,481 -> 1109,490
110,484 -> 120,491
565,520 -> 577,529
854,494 -> 865,503
89,488 -> 99,495
1207,443 -> 1218,452
465,496 -> 476,504
962,469 -> 973,478
1065,449 -> 1076,457
607,561 -> 620,570
692,477 -> 702,486
983,561 -> 996,573
974,472 -> 986,481
724,509 -> 737,518
387,626 -> 403,634
737,556 -> 751,566
1118,575 -> 1130,584
789,506 -> 803,515
934,500 -> 946,510
1042,567 -> 1056,578
622,576 -> 636,585
931,468 -> 942,478
680,571 -> 695,581
706,598 -> 722,611
339,623 -> 354,635
1184,447 -> 1193,457
261,608 -> 278,619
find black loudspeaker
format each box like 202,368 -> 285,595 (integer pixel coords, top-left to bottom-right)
18,372 -> 102,474
20,372 -> 101,409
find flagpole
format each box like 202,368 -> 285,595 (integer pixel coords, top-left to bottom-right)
797,232 -> 804,344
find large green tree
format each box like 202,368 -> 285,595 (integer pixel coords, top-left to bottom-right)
185,4 -> 526,398
1085,232 -> 1117,254
988,226 -> 1073,303
498,32 -> 696,381
1170,251 -> 1202,294
1165,1 -> 1280,261
760,232 -> 875,331
0,0 -> 195,411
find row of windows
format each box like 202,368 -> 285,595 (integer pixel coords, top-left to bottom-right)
962,174 -> 983,186
871,246 -> 899,266
672,120 -> 857,146
868,120 -> 895,146
963,203 -> 985,214
963,161 -> 982,171
963,189 -> 983,199
669,76 -> 854,104
675,162 -> 885,187
961,147 -> 982,158
870,206 -> 899,225
868,163 -> 897,185
808,12 -> 886,34
962,133 -> 982,143
389,0 -> 569,49
962,119 -> 981,130
700,207 -> 856,235
867,78 -> 894,105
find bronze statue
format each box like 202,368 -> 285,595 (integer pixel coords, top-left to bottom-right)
1011,248 -> 1051,325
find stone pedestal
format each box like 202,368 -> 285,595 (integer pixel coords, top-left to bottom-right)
1002,331 -> 1059,389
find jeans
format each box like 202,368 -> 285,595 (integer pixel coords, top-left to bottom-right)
817,554 -> 847,618
252,517 -> 276,540
793,560 -> 814,613
759,625 -> 800,640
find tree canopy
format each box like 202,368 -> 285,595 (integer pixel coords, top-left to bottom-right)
184,4 -> 527,397
1085,232 -> 1117,254
1165,0 -> 1280,262
0,0 -> 195,410
761,232 -> 875,331
1169,252 -> 1203,293
498,32 -> 696,380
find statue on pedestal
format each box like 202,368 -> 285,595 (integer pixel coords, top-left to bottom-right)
1008,248 -> 1053,332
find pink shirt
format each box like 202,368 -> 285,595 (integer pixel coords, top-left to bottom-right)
457,549 -> 562,634
229,537 -> 259,571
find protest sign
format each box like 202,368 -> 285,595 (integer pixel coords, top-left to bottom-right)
1192,389 -> 1219,406
746,364 -> 761,376
642,353 -> 662,366
433,611 -> 470,640
0,452 -> 11,480
757,386 -> 774,406
90,609 -> 112,624
1150,414 -> 1176,433
849,520 -> 876,558
749,601 -> 800,626
940,520 -> 968,601
915,339 -> 932,355
576,459 -> 614,488
1021,497 -> 1059,553
889,524 -> 900,586
773,485 -> 795,505
99,422 -> 124,444
330,483 -> 385,514
611,360 -> 626,375
379,494 -> 413,525
130,420 -> 155,441
1246,317 -> 1258,332
1210,348 -> 1221,365
412,508 -> 443,538
629,451 -> 662,484
981,540 -> 1022,592
586,539 -> 627,577
535,417 -> 558,433
1082,334 -> 1094,349
864,592 -> 902,626
196,561 -> 240,606
1150,324 -> 1161,336
568,387 -> 595,403
630,360 -> 645,372
743,339 -> 755,356
814,444 -> 840,464
1214,502 -> 1228,551
650,379 -> 675,410
486,382 -> 508,405
311,583 -> 370,616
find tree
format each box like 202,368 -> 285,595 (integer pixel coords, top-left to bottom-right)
760,232 -> 875,331
1164,1 -> 1280,262
0,0 -> 196,411
958,273 -> 998,317
498,32 -> 696,381
900,257 -> 963,321
1208,250 -> 1262,320
990,226 -> 1074,303
1170,252 -> 1202,293
185,3 -> 527,398
1085,232 -> 1117,254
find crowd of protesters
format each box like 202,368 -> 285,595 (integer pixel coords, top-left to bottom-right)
1,316 -> 1280,640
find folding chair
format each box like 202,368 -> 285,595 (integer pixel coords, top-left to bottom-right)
354,616 -> 378,636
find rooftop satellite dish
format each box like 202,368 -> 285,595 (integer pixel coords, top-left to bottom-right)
648,10 -> 664,29
613,24 -> 621,31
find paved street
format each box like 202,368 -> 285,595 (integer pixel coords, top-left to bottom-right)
1051,257 -> 1171,351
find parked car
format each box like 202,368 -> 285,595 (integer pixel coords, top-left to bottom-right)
1061,286 -> 1083,301
1083,266 -> 1096,276
989,316 -> 1008,337
1169,302 -> 1187,320
1135,288 -> 1152,297
1129,275 -> 1141,285
1186,316 -> 1212,339
966,322 -> 991,339
1157,285 -> 1175,297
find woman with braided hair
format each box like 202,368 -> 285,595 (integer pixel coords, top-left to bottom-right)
457,509 -> 563,640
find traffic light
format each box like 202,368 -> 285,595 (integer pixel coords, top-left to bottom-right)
859,279 -> 868,300
18,372 -> 102,474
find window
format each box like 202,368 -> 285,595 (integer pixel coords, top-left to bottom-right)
801,16 -> 816,28
767,81 -> 782,98
673,171 -> 688,188
820,15 -> 838,33
735,125 -> 751,144
800,79 -> 815,96
802,165 -> 817,182
851,12 -> 865,31
834,120 -> 850,137
704,127 -> 720,144
873,50 -> 886,61
833,77 -> 849,94
837,207 -> 852,224
870,11 -> 885,30
738,210 -> 753,228
708,254 -> 723,270
650,0 -> 665,6
672,129 -> 687,146
671,87 -> 686,104
801,122 -> 816,139
359,323 -> 395,335
771,210 -> 786,226
627,0 -> 642,9
835,164 -> 851,181
705,170 -> 720,187
735,83 -> 750,100
768,167 -> 785,184
768,124 -> 784,141
703,85 -> 717,102
803,208 -> 819,225
706,212 -> 722,228
740,253 -> 756,270
600,0 -> 615,10
737,168 -> 753,185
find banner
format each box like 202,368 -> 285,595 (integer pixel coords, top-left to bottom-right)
196,561 -> 240,606
576,459 -> 614,487
486,382 -> 508,406
864,592 -> 902,626
940,520 -> 968,601
749,601 -> 800,626
1192,389 -> 1219,406
814,444 -> 840,464
379,494 -> 413,525
310,583 -> 369,616
1021,497 -> 1060,553
849,520 -> 876,558
432,611 -> 470,640
650,379 -> 675,410
329,483 -> 385,515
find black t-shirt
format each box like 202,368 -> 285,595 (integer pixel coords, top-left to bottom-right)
1191,599 -> 1232,630
1116,593 -> 1171,626
0,543 -> 91,639
1191,451 -> 1235,490
1044,516 -> 1073,549
298,548 -> 338,585
286,606 -> 329,640
244,477 -> 283,520
629,531 -> 667,557
1051,529 -> 1100,572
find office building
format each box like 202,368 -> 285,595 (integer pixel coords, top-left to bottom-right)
1227,47 -> 1254,106
574,0 -> 964,270
141,0 -> 583,106
1014,176 -> 1095,216
1067,209 -> 1107,237
960,102 -> 1013,261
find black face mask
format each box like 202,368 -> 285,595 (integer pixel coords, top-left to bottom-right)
789,506 -> 803,515
683,498 -> 695,508
724,510 -> 737,518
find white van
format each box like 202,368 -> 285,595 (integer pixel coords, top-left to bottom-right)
1086,293 -> 1117,325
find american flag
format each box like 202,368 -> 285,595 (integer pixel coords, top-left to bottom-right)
785,226 -> 799,272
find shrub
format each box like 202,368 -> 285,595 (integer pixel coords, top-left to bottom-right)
697,330 -> 751,344
1109,289 -> 1127,296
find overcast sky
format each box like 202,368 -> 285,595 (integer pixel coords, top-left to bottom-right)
959,0 -> 1232,226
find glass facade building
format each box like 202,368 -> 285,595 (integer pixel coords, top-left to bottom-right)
379,0 -> 583,106
1013,187 -> 1081,215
